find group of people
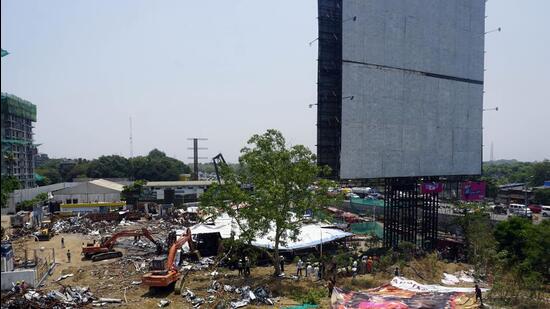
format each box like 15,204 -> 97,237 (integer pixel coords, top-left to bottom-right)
295,257 -> 326,280
11,280 -> 29,294
236,256 -> 251,277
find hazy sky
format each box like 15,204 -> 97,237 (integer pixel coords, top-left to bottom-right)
1,0 -> 549,163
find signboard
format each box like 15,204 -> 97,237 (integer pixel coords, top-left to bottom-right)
421,182 -> 444,194
461,181 -> 486,201
337,0 -> 485,179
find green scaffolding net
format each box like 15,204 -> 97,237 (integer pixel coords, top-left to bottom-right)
1,93 -> 37,121
350,197 -> 384,215
350,221 -> 384,238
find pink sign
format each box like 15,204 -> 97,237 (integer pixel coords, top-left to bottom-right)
421,182 -> 444,194
461,181 -> 486,201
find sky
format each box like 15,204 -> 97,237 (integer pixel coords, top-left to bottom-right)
1,0 -> 549,163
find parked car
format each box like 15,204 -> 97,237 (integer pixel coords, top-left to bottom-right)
509,203 -> 532,218
541,205 -> 550,217
528,204 -> 542,214
492,204 -> 507,215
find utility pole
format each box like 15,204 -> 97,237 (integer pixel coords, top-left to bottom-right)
187,138 -> 208,181
129,117 -> 134,158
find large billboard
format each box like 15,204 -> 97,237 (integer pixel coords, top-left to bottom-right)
318,0 -> 485,179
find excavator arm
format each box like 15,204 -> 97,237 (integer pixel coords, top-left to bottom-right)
82,228 -> 160,261
142,228 -> 194,290
165,228 -> 193,272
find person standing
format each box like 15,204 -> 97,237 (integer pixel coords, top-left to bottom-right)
67,249 -> 71,263
61,237 -> 65,249
352,260 -> 358,278
237,258 -> 243,276
296,258 -> 304,277
394,266 -> 399,277
244,256 -> 251,277
367,257 -> 373,274
475,284 -> 483,306
279,255 -> 285,273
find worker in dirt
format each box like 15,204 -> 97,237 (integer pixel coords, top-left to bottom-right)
296,258 -> 304,277
319,260 -> 325,280
67,249 -> 71,263
12,281 -> 21,293
61,237 -> 65,248
279,255 -> 285,273
20,280 -> 29,293
244,256 -> 251,277
237,257 -> 243,276
367,257 -> 373,274
475,283 -> 483,306
394,266 -> 400,276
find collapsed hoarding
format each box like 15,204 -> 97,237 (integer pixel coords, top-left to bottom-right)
331,277 -> 486,308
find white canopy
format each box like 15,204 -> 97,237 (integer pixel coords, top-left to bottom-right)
190,214 -> 352,250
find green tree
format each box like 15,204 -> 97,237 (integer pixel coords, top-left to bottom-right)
87,155 -> 130,178
200,129 -> 339,276
530,160 -> 550,186
129,149 -> 190,181
1,176 -> 20,208
121,180 -> 146,207
533,188 -> 550,204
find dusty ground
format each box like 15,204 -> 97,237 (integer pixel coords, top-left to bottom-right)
9,232 -> 337,308
7,229 -> 481,308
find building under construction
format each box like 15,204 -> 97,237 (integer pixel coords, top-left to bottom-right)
1,93 -> 38,188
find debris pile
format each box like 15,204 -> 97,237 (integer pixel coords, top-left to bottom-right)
2,286 -> 95,308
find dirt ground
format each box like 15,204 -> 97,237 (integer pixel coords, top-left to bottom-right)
9,232 -> 337,308
6,229 -> 481,308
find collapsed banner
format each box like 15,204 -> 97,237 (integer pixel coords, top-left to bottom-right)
461,181 -> 486,201
331,277 -> 481,308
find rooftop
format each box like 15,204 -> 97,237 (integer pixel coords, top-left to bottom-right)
144,180 -> 214,187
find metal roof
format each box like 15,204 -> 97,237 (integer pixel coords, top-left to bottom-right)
89,179 -> 124,191
144,180 -> 214,187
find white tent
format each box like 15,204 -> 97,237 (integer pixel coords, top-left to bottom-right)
190,214 -> 352,251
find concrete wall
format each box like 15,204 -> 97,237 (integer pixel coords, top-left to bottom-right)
0,269 -> 36,290
2,183 -> 80,215
340,0 -> 485,179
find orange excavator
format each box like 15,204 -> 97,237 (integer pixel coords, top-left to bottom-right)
142,228 -> 195,293
82,228 -> 162,261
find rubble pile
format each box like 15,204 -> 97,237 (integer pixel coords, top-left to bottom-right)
1,286 -> 95,308
185,280 -> 276,309
51,217 -> 116,235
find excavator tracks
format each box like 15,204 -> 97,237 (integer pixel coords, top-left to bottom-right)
91,251 -> 123,262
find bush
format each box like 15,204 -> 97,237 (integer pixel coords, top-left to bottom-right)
291,287 -> 326,305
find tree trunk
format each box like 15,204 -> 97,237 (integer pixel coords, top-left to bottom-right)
273,229 -> 281,276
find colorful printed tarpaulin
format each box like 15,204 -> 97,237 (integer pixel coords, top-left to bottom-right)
331,277 -> 484,308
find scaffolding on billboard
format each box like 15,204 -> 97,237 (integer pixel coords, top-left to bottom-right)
383,178 -> 439,251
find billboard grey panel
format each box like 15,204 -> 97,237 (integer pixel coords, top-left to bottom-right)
340,0 -> 484,179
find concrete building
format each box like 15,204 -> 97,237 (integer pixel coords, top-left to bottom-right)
1,93 -> 38,188
34,153 -> 49,167
496,183 -> 534,205
143,180 -> 213,205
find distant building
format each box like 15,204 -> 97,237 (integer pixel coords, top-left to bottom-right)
143,180 -> 214,205
1,93 -> 38,188
497,183 -> 534,205
34,153 -> 49,167
52,179 -> 124,206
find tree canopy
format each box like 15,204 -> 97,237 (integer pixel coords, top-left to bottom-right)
200,129 -> 339,275
1,176 -> 20,208
34,149 -> 191,184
